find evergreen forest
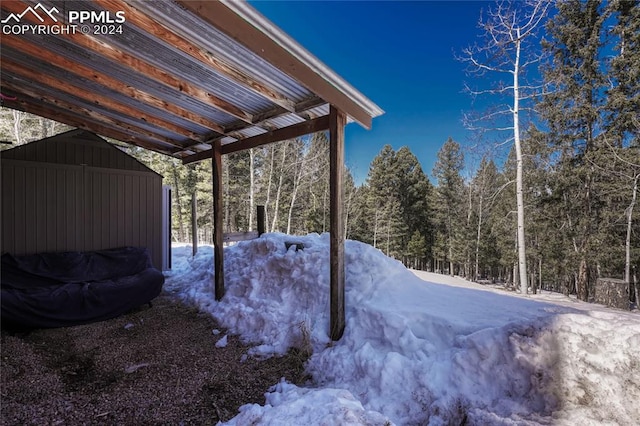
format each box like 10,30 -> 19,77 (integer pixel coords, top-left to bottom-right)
1,0 -> 638,303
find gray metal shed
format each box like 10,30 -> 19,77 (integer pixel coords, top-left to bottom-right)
1,129 -> 164,269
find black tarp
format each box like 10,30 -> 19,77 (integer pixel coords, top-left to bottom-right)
1,247 -> 164,329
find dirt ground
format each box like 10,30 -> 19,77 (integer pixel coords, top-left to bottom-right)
0,294 -> 309,425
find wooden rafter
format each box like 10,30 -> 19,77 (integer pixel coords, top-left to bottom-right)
1,37 -> 208,143
1,0 -> 243,131
1,60 -> 192,149
181,115 -> 330,164
176,95 -> 327,155
223,115 -> 330,154
3,96 -> 178,155
0,0 -> 380,161
1,84 -> 186,150
175,95 -> 326,155
100,0 -> 299,115
223,95 -> 327,134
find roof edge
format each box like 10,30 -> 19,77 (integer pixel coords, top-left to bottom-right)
224,0 -> 384,120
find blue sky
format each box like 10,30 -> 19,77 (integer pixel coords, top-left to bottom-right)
250,0 -> 494,184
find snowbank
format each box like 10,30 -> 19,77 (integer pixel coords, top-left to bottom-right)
165,233 -> 640,425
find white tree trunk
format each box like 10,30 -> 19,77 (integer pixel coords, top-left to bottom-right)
461,1 -> 550,292
475,194 -> 484,282
286,183 -> 298,235
449,245 -> 454,277
373,209 -> 380,248
171,162 -> 185,241
271,142 -> 287,232
12,110 -> 24,145
386,214 -> 391,256
344,172 -> 352,238
264,147 -> 275,229
513,34 -> 528,294
626,174 -> 639,283
224,159 -> 230,231
286,153 -> 305,235
322,176 -> 328,233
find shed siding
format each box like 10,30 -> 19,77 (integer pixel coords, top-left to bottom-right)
1,130 -> 153,173
24,167 -> 36,253
2,165 -> 15,254
1,131 -> 163,268
1,159 -> 162,268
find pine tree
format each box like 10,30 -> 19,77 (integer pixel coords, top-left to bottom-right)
491,149 -> 518,287
362,145 -> 434,264
366,145 -> 399,253
470,157 -> 500,281
605,0 -> 640,147
604,0 -> 640,289
407,230 -> 428,270
394,147 -> 434,265
347,184 -> 374,245
540,0 -> 608,301
432,138 -> 465,275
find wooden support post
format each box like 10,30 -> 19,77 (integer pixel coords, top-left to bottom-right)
212,140 -> 225,300
329,105 -> 346,340
191,192 -> 198,257
257,205 -> 266,236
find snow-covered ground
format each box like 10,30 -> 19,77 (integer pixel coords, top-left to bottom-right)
164,234 -> 640,425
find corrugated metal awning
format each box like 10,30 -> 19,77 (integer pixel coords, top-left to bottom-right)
0,0 -> 383,160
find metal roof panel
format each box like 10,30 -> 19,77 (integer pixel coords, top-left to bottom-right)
0,0 -> 382,158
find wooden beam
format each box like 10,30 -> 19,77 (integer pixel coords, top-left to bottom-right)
1,59 -> 190,149
0,0 -> 235,131
212,140 -> 225,300
244,96 -> 326,127
223,115 -> 330,155
182,115 -> 330,164
1,80 -> 187,150
1,95 -> 178,156
181,147 -> 217,165
1,36 -> 209,142
174,96 -> 326,157
177,1 -> 373,129
100,0 -> 298,114
329,105 -> 346,340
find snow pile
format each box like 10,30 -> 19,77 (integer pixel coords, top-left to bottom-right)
224,380 -> 392,426
165,234 -> 640,425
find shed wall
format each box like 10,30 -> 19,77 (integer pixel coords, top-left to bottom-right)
1,159 -> 163,268
1,131 -> 152,172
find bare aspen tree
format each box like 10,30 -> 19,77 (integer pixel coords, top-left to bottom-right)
12,110 -> 25,145
460,0 -> 551,294
224,158 -> 230,231
171,161 -> 186,242
286,141 -> 307,235
264,146 -> 275,228
270,141 -> 288,232
599,142 -> 640,285
286,136 -> 327,235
